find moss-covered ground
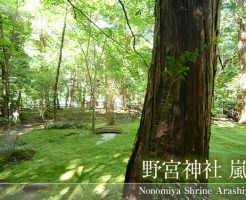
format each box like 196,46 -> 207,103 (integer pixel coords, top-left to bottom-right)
0,121 -> 245,199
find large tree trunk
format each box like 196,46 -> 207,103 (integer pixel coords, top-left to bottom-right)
0,14 -> 9,120
238,0 -> 246,124
53,9 -> 67,120
1,58 -> 9,120
123,0 -> 221,199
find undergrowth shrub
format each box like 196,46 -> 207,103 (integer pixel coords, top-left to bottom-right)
45,121 -> 90,130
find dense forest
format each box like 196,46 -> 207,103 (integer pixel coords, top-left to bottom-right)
0,0 -> 245,200
0,0 -> 153,127
0,0 -> 245,126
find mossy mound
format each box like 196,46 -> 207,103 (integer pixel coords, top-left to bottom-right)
7,149 -> 36,163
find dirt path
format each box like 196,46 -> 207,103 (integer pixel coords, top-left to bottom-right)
212,116 -> 236,126
0,123 -> 45,154
17,123 -> 45,135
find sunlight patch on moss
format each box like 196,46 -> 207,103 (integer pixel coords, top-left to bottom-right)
84,167 -> 94,173
122,158 -> 129,163
94,183 -> 105,194
77,166 -> 84,176
94,183 -> 109,198
67,164 -> 77,170
46,186 -> 71,200
113,153 -> 120,158
59,170 -> 75,181
98,174 -> 111,182
94,165 -> 106,173
68,185 -> 86,199
115,174 -> 125,182
60,186 -> 70,195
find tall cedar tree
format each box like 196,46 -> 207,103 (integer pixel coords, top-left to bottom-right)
123,0 -> 221,199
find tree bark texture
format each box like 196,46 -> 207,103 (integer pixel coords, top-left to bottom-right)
123,0 -> 221,199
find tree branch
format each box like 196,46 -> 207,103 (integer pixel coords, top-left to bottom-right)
117,0 -> 149,68
67,0 -> 130,54
217,54 -> 237,72
136,34 -> 152,45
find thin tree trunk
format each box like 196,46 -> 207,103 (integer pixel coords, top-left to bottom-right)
44,90 -> 50,118
82,85 -> 86,108
123,0 -> 221,199
57,97 -> 60,109
77,81 -> 82,107
65,85 -> 69,108
104,72 -> 108,112
39,100 -> 44,120
38,29 -> 48,119
92,42 -> 98,133
70,77 -> 75,107
91,81 -> 96,132
238,0 -> 246,124
13,90 -> 21,123
53,8 -> 67,120
121,82 -> 126,111
92,40 -> 107,132
107,95 -> 115,125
